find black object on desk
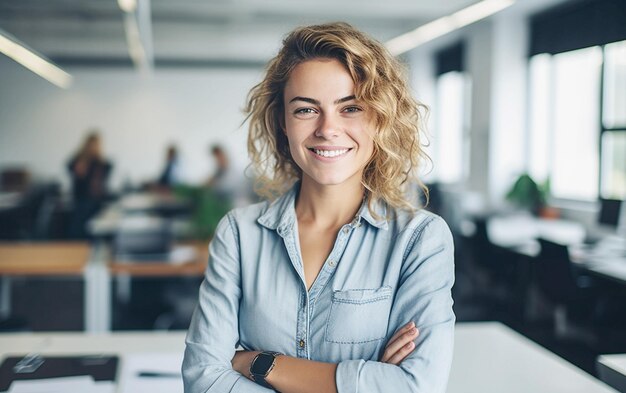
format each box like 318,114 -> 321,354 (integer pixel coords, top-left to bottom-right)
0,355 -> 118,391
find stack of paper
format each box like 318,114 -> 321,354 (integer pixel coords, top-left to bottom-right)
118,353 -> 183,393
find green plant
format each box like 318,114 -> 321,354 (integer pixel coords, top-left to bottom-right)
506,173 -> 550,213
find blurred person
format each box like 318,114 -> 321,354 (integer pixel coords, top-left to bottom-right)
205,144 -> 251,205
67,130 -> 112,238
183,22 -> 454,393
156,144 -> 180,189
206,145 -> 234,197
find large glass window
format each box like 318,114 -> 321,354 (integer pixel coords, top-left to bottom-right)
601,41 -> 626,200
433,71 -> 470,184
551,47 -> 602,201
527,44 -> 626,202
601,132 -> 626,199
603,41 -> 626,129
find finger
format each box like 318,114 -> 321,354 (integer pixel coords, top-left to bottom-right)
381,327 -> 419,362
385,321 -> 415,348
387,341 -> 416,365
385,326 -> 419,353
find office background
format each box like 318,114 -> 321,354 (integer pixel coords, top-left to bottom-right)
0,0 -> 625,391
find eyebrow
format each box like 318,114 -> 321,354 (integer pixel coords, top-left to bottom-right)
288,95 -> 356,105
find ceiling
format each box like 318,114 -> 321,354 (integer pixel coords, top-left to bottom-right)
0,0 -> 481,68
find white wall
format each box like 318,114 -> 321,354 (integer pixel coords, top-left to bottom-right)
489,9 -> 529,207
0,57 -> 263,191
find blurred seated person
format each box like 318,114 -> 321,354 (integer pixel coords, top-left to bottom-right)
67,130 -> 112,238
156,144 -> 180,189
205,145 -> 240,202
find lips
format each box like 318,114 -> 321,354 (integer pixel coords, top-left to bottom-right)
309,147 -> 351,158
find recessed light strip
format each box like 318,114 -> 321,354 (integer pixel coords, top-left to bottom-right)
0,29 -> 73,89
386,0 -> 515,55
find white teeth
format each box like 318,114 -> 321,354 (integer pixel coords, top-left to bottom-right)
313,148 -> 349,158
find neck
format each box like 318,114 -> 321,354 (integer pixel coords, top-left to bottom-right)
295,177 -> 364,229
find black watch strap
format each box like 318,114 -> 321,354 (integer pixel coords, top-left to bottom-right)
250,351 -> 282,390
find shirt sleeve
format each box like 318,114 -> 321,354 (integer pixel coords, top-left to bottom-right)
335,215 -> 456,393
182,213 -> 270,393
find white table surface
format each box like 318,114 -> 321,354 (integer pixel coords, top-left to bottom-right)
448,322 -> 617,393
487,215 -> 626,284
597,354 -> 626,392
0,322 -> 618,393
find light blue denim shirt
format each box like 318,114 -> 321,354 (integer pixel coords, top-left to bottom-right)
183,184 -> 455,393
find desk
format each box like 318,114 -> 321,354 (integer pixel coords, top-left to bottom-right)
0,243 -> 96,330
109,242 -> 208,277
598,354 -> 626,392
0,242 -> 89,275
0,331 -> 186,393
487,215 -> 626,285
0,241 -> 208,333
449,322 -> 617,393
89,192 -> 191,238
106,241 -> 207,329
488,213 -> 586,257
0,322 -> 617,393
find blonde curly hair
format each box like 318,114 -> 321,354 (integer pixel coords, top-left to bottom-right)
245,22 -> 429,213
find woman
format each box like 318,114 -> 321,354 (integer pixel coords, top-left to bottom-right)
183,22 -> 455,393
67,131 -> 112,238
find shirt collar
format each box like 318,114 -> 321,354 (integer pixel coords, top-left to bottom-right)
257,183 -> 389,233
356,196 -> 389,230
257,183 -> 299,235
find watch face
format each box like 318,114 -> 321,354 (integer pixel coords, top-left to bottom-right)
251,353 -> 275,376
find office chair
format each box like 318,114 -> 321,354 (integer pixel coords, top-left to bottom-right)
462,217 -> 523,320
534,238 -> 596,343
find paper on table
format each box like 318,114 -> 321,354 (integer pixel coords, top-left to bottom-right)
118,353 -> 183,393
7,376 -> 114,393
169,245 -> 197,265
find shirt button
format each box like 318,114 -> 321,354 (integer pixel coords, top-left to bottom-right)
299,339 -> 305,348
329,260 -> 336,267
343,227 -> 350,234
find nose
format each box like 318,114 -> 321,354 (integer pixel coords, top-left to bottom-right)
315,113 -> 340,139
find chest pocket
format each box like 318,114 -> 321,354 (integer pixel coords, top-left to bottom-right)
325,286 -> 393,344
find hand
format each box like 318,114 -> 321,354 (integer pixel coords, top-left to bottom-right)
380,321 -> 419,365
232,350 -> 260,379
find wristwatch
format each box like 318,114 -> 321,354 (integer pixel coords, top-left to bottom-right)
249,351 -> 282,389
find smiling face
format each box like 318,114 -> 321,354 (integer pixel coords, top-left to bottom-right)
283,58 -> 375,191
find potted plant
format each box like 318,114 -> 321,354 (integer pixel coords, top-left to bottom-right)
506,173 -> 556,217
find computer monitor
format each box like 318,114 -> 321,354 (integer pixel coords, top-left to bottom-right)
598,198 -> 622,228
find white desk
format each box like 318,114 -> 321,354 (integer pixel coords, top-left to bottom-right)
0,322 -> 617,393
88,192 -> 191,238
0,331 -> 186,393
597,354 -> 626,393
487,215 -> 626,285
449,322 -> 617,393
488,213 -> 587,257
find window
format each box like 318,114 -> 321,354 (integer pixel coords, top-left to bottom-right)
601,41 -> 626,199
528,41 -> 626,201
433,71 -> 470,184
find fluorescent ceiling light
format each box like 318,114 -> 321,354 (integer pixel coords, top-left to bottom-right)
118,0 -> 137,13
121,0 -> 154,73
386,0 -> 515,55
0,29 -> 72,89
